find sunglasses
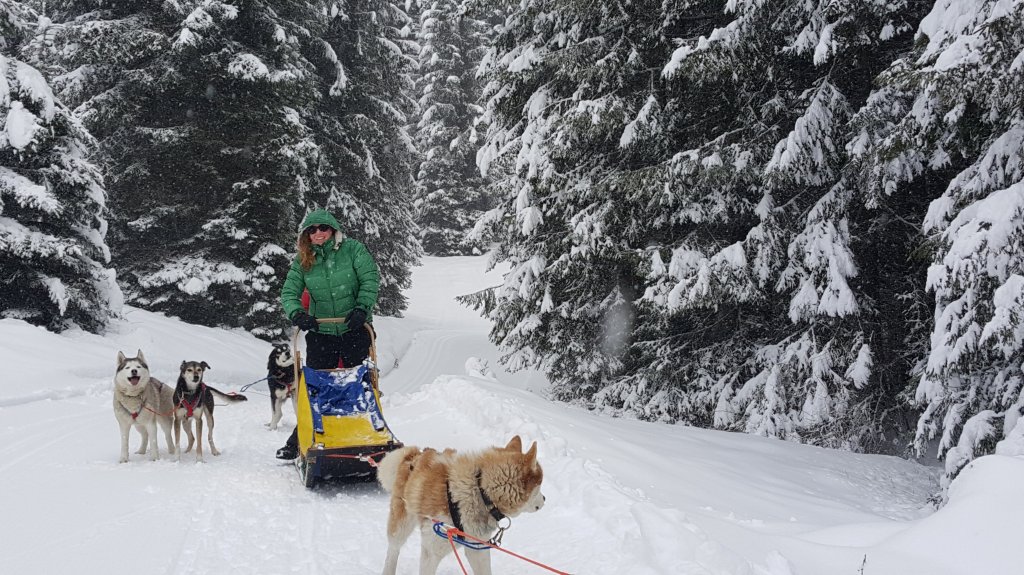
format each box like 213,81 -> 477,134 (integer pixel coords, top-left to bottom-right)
305,224 -> 333,234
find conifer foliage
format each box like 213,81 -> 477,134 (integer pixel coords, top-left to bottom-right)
0,0 -> 122,332
475,0 -> 933,450
412,0 -> 493,255
856,1 -> 1024,489
36,0 -> 324,338
31,0 -> 420,335
306,0 -> 420,316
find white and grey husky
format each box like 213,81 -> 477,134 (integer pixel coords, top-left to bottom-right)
112,350 -> 176,463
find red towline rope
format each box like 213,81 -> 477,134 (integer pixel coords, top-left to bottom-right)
436,521 -> 572,575
320,451 -> 389,467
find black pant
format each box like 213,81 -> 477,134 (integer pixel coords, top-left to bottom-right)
284,326 -> 372,449
304,327 -> 372,369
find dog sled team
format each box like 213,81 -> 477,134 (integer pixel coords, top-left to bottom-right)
112,350 -> 247,463
110,208 -> 549,574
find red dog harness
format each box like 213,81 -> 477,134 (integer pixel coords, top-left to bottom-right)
178,383 -> 206,417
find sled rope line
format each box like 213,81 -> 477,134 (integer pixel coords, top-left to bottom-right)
320,450 -> 388,467
143,405 -> 175,417
434,521 -> 572,575
239,377 -> 269,392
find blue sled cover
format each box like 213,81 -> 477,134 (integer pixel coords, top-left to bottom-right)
303,365 -> 386,434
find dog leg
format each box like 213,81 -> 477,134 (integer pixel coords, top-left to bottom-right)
195,416 -> 204,462
418,529 -> 449,575
206,411 -> 220,456
381,514 -> 415,575
173,415 -> 182,461
269,393 -> 283,430
146,419 -> 159,461
118,420 -> 132,463
135,424 -> 148,455
183,418 -> 196,454
464,548 -> 492,575
159,417 -> 174,458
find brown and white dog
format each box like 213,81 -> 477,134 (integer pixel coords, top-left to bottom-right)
112,350 -> 176,463
171,360 -> 247,462
377,436 -> 545,575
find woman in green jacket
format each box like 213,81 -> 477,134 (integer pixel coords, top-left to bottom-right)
275,209 -> 380,460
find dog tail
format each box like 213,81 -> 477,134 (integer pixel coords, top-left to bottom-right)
377,446 -> 420,493
207,386 -> 248,403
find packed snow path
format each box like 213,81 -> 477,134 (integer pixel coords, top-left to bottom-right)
2,256 -> 990,575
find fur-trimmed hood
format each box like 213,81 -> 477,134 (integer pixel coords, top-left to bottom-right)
299,209 -> 346,251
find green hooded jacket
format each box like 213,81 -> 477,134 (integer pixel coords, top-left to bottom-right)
280,209 -> 379,336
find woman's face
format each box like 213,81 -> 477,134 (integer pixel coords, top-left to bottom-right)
306,224 -> 334,246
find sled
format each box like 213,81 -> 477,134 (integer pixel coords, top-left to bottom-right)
292,318 -> 402,488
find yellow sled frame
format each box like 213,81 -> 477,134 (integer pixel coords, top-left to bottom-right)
292,318 -> 401,488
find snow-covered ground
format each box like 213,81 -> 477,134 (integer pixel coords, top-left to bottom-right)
1,255 -> 1020,575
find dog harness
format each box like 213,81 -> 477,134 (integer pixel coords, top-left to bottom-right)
270,369 -> 296,394
121,380 -> 170,419
118,395 -> 144,420
444,470 -> 509,548
177,383 -> 206,417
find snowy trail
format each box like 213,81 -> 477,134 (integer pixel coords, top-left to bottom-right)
0,349 -> 753,574
0,256 -> 963,575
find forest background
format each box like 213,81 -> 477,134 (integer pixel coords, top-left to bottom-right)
2,0 -> 1022,500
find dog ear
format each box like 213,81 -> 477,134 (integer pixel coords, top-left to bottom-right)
201,361 -> 210,370
180,360 -> 187,371
525,441 -> 537,463
505,435 -> 523,452
117,351 -> 126,365
137,350 -> 146,364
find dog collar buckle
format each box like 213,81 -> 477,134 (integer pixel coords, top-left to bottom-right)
489,516 -> 511,547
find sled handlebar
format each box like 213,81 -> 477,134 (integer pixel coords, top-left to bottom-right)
314,317 -> 348,324
291,317 -> 348,349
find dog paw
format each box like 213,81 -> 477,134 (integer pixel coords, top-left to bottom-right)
119,456 -> 129,463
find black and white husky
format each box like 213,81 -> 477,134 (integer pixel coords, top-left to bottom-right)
112,350 -> 176,463
266,344 -> 296,430
172,360 -> 247,462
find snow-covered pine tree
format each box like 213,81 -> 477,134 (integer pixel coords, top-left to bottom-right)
855,1 -> 1024,488
476,0 -> 931,450
473,0 -> 685,395
648,0 -> 932,449
412,0 -> 493,255
35,0 -> 324,338
0,0 -> 122,332
306,0 -> 420,315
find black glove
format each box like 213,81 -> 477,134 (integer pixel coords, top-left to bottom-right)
291,311 -> 319,332
345,308 -> 367,331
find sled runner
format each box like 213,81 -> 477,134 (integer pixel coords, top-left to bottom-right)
292,318 -> 402,488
